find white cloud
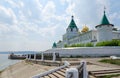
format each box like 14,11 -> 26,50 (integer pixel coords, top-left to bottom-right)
35,0 -> 43,10
5,0 -> 19,8
0,0 -> 119,51
110,12 -> 120,20
60,0 -> 66,5
0,5 -> 17,24
28,10 -> 32,16
64,0 -> 111,29
41,1 -> 56,21
65,2 -> 75,16
19,1 -> 24,8
0,40 -> 51,51
0,24 -> 10,33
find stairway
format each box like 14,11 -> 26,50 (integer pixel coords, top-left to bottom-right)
43,67 -> 68,78
89,69 -> 120,78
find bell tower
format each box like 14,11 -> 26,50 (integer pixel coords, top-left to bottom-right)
63,16 -> 79,45
66,16 -> 79,39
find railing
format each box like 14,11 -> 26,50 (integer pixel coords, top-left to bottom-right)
26,52 -> 61,62
77,62 -> 84,78
32,61 -> 70,78
32,61 -> 88,78
66,61 -> 88,78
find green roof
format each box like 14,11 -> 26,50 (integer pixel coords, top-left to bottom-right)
52,42 -> 57,48
68,16 -> 78,29
100,11 -> 110,25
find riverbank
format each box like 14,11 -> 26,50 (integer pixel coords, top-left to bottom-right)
0,58 -> 120,78
0,61 -> 56,78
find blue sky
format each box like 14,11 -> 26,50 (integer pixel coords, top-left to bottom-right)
0,0 -> 120,51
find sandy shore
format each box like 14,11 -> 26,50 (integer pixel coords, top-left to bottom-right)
0,61 -> 56,78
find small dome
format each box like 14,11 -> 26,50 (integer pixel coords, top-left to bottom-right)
81,25 -> 89,33
52,42 -> 57,48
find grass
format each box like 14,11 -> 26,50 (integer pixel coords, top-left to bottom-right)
102,74 -> 120,78
0,70 -> 2,74
0,69 -> 4,74
99,59 -> 120,65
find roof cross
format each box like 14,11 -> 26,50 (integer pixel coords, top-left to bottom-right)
104,6 -> 106,14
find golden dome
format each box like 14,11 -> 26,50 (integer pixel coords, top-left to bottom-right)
81,25 -> 89,33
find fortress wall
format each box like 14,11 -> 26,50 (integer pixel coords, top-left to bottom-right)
45,47 -> 120,57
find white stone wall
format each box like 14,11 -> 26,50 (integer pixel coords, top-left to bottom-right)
66,30 -> 97,45
113,31 -> 120,39
45,47 -> 120,57
63,27 -> 79,45
96,25 -> 113,42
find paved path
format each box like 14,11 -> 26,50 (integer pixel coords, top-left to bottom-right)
79,58 -> 120,78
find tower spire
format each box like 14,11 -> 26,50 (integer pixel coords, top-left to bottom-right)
95,7 -> 114,28
68,16 -> 78,29
100,7 -> 110,25
72,15 -> 74,19
104,6 -> 106,14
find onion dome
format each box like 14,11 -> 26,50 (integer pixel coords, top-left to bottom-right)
81,25 -> 89,33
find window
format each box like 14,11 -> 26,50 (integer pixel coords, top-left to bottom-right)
94,36 -> 96,40
71,28 -> 73,32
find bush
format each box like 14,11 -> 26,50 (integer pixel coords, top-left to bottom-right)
85,43 -> 94,47
70,43 -> 85,47
64,40 -> 120,48
119,41 -> 120,46
96,40 -> 120,46
64,44 -> 68,47
99,59 -> 120,65
64,43 -> 94,48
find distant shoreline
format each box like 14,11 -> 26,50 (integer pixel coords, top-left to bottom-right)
0,51 -> 38,54
0,58 -> 120,78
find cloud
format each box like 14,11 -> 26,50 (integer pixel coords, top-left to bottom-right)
0,0 -> 119,51
0,6 -> 17,24
0,36 -> 51,51
5,0 -> 19,8
41,1 -> 56,21
65,2 -> 75,16
0,24 -> 10,33
64,0 -> 111,29
35,0 -> 43,10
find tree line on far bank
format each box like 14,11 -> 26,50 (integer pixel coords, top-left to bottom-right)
64,40 -> 120,47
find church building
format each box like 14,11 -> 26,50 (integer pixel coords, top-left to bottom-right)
52,10 -> 120,48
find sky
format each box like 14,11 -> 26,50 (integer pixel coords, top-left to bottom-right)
0,0 -> 120,51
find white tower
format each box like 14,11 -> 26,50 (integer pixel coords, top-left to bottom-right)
95,9 -> 114,42
63,16 -> 79,45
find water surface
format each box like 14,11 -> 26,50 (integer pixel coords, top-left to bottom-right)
0,54 -> 20,71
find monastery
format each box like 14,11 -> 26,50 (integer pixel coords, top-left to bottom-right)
53,10 -> 120,48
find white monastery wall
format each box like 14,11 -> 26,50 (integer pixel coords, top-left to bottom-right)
45,47 -> 120,57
